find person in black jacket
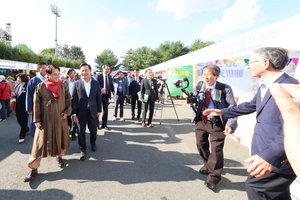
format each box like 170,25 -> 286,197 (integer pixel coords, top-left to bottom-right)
129,69 -> 143,121
140,69 -> 159,127
14,74 -> 30,144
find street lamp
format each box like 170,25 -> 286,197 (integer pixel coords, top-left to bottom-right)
50,4 -> 61,56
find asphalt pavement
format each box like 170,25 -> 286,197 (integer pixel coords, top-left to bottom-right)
0,100 -> 250,200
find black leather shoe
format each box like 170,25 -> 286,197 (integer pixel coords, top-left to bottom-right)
80,152 -> 86,161
204,180 -> 216,190
24,169 -> 38,182
131,116 -> 135,120
199,167 -> 209,175
56,156 -> 64,168
102,126 -> 111,130
71,134 -> 76,141
137,118 -> 141,122
91,144 -> 97,152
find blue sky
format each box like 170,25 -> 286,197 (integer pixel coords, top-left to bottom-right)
1,0 -> 300,68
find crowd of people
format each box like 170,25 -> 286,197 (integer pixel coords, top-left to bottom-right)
0,46 -> 299,200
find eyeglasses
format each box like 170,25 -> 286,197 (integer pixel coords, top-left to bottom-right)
247,60 -> 265,66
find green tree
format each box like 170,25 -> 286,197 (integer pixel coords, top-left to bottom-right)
95,49 -> 119,71
190,39 -> 215,52
40,48 -> 55,57
156,41 -> 190,63
58,44 -> 85,61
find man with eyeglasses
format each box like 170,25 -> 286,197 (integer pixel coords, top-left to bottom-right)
204,47 -> 298,200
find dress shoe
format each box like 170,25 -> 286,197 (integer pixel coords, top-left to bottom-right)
199,167 -> 209,175
137,118 -> 141,122
142,123 -> 146,127
102,126 -> 111,130
148,123 -> 154,127
24,169 -> 38,182
56,156 -> 64,168
80,152 -> 86,161
204,180 -> 216,190
131,116 -> 135,120
19,138 -> 25,144
91,144 -> 97,152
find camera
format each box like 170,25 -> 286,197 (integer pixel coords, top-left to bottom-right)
172,78 -> 188,88
207,116 -> 216,122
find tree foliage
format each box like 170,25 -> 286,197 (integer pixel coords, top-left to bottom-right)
40,48 -> 55,57
95,49 -> 120,71
58,44 -> 85,61
190,39 -> 215,52
156,41 -> 190,63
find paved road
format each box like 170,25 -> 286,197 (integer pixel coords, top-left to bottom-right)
0,101 -> 249,200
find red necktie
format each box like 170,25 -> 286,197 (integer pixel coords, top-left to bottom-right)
202,88 -> 211,124
105,75 -> 109,94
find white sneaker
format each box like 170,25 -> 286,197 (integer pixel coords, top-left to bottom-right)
19,138 -> 25,144
120,118 -> 125,121
112,117 -> 117,121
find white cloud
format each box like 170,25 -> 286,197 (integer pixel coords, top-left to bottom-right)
113,16 -> 139,30
199,0 -> 262,38
156,0 -> 228,20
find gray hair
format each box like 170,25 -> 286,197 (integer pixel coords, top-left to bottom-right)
202,64 -> 220,76
254,47 -> 289,70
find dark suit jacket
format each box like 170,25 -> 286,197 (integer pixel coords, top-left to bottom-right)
189,81 -> 237,132
97,73 -> 114,99
221,73 -> 298,175
72,78 -> 102,119
140,77 -> 159,101
129,76 -> 143,96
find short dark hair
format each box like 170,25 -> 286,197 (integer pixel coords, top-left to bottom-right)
37,62 -> 47,68
145,69 -> 152,74
134,69 -> 139,72
102,64 -> 110,69
18,73 -> 29,83
116,70 -> 123,75
254,47 -> 289,70
46,65 -> 60,74
67,68 -> 76,75
80,63 -> 91,71
202,64 -> 220,76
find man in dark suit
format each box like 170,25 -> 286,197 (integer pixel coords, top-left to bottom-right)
97,65 -> 114,130
129,69 -> 143,121
204,47 -> 298,199
112,71 -> 128,121
72,63 -> 102,161
140,69 -> 159,127
184,64 -> 237,190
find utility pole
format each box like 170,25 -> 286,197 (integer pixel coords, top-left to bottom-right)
50,4 -> 61,56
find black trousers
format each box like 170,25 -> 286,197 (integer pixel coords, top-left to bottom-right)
16,109 -> 29,139
78,109 -> 97,153
114,92 -> 125,118
195,117 -> 225,185
131,93 -> 142,118
101,94 -> 109,127
245,172 -> 296,200
142,97 -> 155,124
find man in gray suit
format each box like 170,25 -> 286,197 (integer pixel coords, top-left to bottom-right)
112,71 -> 128,121
184,64 -> 237,190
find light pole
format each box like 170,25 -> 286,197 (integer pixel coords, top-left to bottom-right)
50,4 -> 61,56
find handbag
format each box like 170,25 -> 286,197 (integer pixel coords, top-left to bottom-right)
10,98 -> 16,111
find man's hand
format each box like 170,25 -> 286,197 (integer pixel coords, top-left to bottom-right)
183,93 -> 189,99
101,88 -> 106,94
223,126 -> 232,135
61,113 -> 67,119
270,83 -> 300,177
129,95 -> 132,99
203,109 -> 223,116
72,115 -> 77,123
245,155 -> 273,177
27,111 -> 33,115
97,112 -> 101,118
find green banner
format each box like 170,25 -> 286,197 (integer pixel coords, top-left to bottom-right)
167,65 -> 193,96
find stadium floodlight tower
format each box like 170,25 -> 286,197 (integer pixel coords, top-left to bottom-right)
50,4 -> 61,56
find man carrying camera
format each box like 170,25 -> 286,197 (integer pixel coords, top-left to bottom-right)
184,64 -> 237,190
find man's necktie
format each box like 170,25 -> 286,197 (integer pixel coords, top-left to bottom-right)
202,88 -> 211,124
105,75 -> 109,94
